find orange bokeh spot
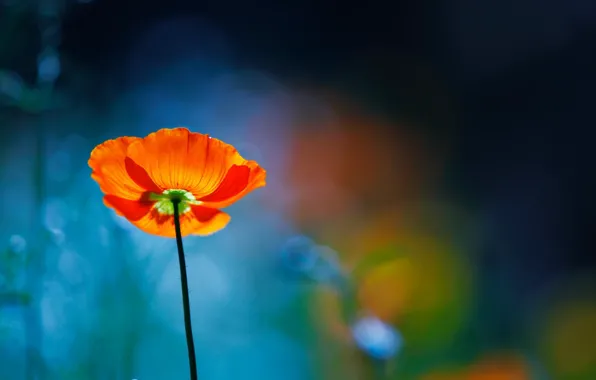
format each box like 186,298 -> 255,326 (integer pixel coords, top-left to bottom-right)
421,354 -> 531,380
543,295 -> 596,378
278,103 -> 433,229
466,355 -> 531,380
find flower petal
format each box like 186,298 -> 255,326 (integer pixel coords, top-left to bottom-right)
89,136 -> 161,199
103,195 -> 153,221
124,157 -> 162,193
199,161 -> 267,209
125,127 -> 262,200
135,205 -> 231,237
105,195 -> 230,237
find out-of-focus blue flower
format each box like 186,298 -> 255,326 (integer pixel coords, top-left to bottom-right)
8,234 -> 27,255
43,198 -> 69,231
280,235 -> 318,273
351,315 -> 403,360
280,236 -> 346,287
48,228 -> 66,246
307,245 -> 342,284
37,48 -> 61,84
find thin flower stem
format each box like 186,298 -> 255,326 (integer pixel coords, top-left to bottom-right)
172,200 -> 198,380
372,359 -> 387,380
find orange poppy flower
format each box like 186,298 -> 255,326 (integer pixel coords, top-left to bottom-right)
89,127 -> 266,237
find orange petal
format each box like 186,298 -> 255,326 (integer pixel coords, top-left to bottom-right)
104,194 -> 154,221
105,195 -> 229,237
125,128 -> 265,202
124,157 -> 162,193
89,136 -> 160,199
199,162 -> 267,208
136,205 -> 231,237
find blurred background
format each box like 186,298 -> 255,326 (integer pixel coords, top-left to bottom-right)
1,0 -> 595,379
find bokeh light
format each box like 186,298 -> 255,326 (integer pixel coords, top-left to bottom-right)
538,275 -> 596,380
351,315 -> 403,360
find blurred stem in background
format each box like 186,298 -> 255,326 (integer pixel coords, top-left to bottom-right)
26,0 -> 65,375
371,359 -> 390,380
24,114 -> 46,380
0,0 -> 66,378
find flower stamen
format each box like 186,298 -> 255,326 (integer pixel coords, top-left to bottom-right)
149,189 -> 202,215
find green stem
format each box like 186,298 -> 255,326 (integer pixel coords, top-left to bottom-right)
372,359 -> 388,380
172,200 -> 198,380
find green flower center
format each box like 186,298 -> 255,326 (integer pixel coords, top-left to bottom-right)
149,189 -> 201,215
